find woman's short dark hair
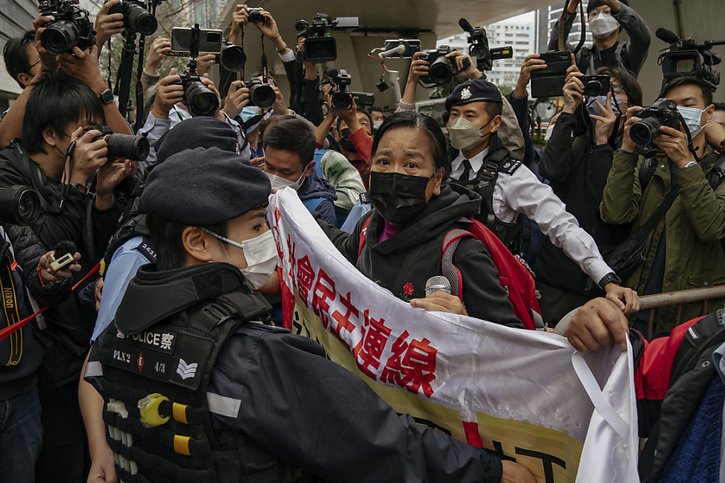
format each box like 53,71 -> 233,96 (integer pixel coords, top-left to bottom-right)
22,71 -> 105,154
372,111 -> 450,175
595,66 -> 643,106
146,212 -> 228,270
3,30 -> 35,88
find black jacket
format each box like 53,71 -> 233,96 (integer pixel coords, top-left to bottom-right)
0,144 -> 120,386
89,262 -> 504,483
0,224 -> 73,399
319,183 -> 522,328
536,112 -> 629,294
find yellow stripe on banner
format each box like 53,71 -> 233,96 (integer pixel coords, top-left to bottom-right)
173,435 -> 191,456
172,402 -> 189,425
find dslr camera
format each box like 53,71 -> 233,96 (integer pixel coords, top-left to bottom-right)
246,7 -> 266,24
420,45 -> 468,86
295,13 -> 338,63
174,25 -> 220,117
0,186 -> 42,226
39,0 -> 95,55
581,75 -> 611,97
82,125 -> 150,161
246,78 -> 276,109
107,0 -> 157,36
629,98 -> 682,155
459,18 -> 513,72
325,69 -> 353,110
657,28 -> 723,91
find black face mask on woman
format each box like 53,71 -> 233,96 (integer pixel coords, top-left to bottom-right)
369,171 -> 433,225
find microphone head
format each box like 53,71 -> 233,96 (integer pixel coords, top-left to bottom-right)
459,17 -> 474,33
425,276 -> 451,296
656,27 -> 680,44
53,241 -> 77,259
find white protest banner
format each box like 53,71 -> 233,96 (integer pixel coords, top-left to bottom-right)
269,189 -> 639,483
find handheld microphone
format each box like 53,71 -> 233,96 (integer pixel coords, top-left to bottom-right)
459,17 -> 474,34
656,27 -> 681,44
425,276 -> 451,296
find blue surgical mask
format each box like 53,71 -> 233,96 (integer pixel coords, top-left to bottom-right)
676,106 -> 704,138
586,95 -> 621,117
241,106 -> 264,133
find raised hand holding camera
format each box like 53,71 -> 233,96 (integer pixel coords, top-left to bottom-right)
94,0 -> 125,48
38,0 -> 96,55
222,80 -> 250,119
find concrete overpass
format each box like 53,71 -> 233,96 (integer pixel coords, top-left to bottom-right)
215,0 -> 725,108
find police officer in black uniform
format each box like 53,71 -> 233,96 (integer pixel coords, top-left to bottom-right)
84,147 -> 534,483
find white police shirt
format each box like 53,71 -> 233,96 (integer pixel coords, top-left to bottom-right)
452,150 -> 612,285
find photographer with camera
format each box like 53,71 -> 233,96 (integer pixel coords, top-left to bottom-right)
530,57 -> 643,325
2,30 -> 41,93
0,66 -> 137,480
600,75 -> 725,335
398,49 -> 526,161
0,222 -> 81,483
547,0 -> 651,76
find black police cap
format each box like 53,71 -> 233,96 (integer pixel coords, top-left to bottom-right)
140,147 -> 270,225
445,79 -> 503,112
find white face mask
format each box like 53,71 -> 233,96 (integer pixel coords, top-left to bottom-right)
676,105 -> 705,138
589,12 -> 619,39
265,172 -> 303,191
204,229 -> 279,290
373,120 -> 383,130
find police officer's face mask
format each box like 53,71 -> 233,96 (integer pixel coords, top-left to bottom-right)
448,116 -> 494,151
589,12 -> 619,39
204,229 -> 279,290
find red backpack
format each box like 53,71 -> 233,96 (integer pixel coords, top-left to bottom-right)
358,215 -> 541,330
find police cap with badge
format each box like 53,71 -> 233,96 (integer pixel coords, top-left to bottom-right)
445,79 -> 503,112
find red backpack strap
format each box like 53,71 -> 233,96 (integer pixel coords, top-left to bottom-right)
357,213 -> 374,258
441,228 -> 473,300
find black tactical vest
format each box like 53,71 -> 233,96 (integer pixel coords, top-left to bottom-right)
453,146 -> 524,254
98,280 -> 303,483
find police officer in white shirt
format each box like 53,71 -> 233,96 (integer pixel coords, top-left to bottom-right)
446,79 -> 638,315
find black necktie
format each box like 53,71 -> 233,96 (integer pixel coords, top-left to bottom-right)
460,159 -> 472,181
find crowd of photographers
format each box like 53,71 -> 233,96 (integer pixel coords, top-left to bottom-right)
0,0 -> 724,481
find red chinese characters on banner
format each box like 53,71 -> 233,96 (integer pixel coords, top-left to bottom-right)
353,310 -> 392,379
296,255 -> 315,306
330,291 -> 358,339
311,269 -> 336,328
381,330 -> 438,398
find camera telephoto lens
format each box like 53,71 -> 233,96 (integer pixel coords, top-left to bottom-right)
105,134 -> 150,161
428,57 -> 455,84
41,20 -> 79,55
332,92 -> 353,110
0,186 -> 41,226
249,83 -> 276,109
220,45 -> 246,72
185,82 -> 219,117
630,118 -> 662,148
126,3 -> 158,35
